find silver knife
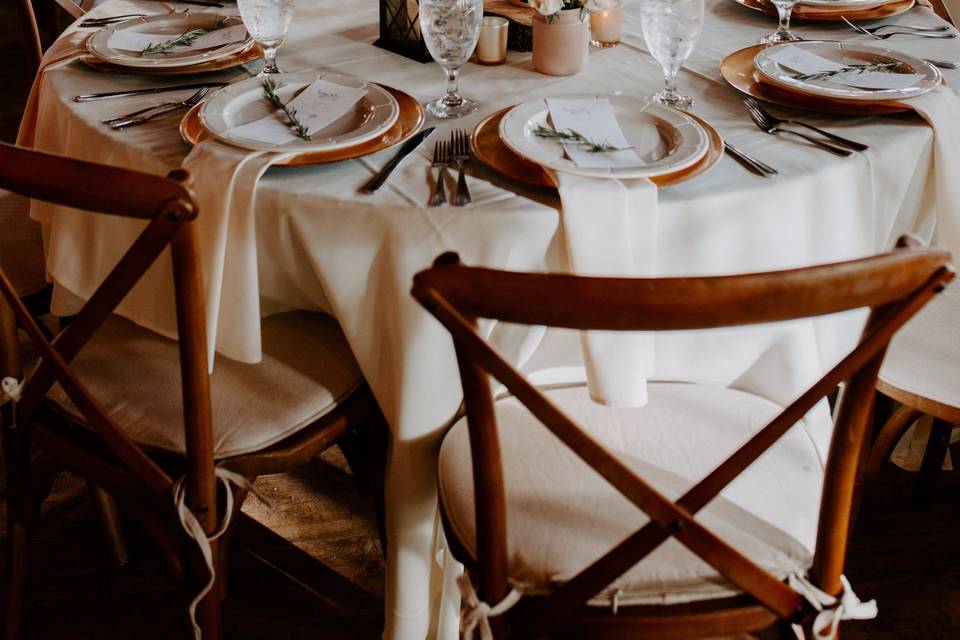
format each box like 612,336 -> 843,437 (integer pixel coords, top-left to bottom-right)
360,127 -> 436,194
74,82 -> 228,102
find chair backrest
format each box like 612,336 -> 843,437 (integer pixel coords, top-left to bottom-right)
0,189 -> 46,297
15,0 -> 89,76
411,244 -> 954,633
0,141 -> 218,536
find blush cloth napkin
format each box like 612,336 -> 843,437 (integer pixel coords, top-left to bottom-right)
552,171 -> 659,408
17,32 -> 90,148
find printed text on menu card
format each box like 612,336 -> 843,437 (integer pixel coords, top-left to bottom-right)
108,24 -> 248,53
545,98 -> 645,168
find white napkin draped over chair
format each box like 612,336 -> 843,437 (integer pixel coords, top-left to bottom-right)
554,172 -> 658,408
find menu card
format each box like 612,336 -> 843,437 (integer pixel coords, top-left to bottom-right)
108,24 -> 248,54
545,98 -> 646,168
228,78 -> 369,145
765,45 -> 924,90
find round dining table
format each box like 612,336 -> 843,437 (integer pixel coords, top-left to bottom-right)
19,0 -> 960,636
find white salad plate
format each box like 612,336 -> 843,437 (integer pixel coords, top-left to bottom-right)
754,41 -> 941,102
87,13 -> 252,70
498,95 -> 709,180
796,0 -> 894,10
199,71 -> 400,153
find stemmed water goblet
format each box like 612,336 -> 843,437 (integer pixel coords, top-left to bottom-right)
761,0 -> 802,43
236,0 -> 296,75
419,0 -> 484,119
639,0 -> 705,109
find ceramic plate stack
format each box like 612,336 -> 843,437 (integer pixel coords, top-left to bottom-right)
85,13 -> 261,74
732,0 -> 915,22
721,41 -> 940,114
182,72 -> 426,166
470,95 -> 723,189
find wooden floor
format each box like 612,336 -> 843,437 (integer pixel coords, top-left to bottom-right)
3,6 -> 960,639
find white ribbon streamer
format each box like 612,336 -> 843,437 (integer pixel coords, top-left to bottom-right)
1,377 -> 23,406
788,573 -> 878,640
457,574 -> 522,640
174,467 -> 271,639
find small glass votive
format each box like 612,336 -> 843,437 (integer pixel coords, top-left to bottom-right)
476,16 -> 509,65
589,0 -> 623,48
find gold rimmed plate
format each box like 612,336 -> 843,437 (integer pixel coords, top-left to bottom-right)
180,85 -> 425,167
81,42 -> 262,75
471,107 -> 723,190
720,44 -> 912,114
732,0 -> 914,21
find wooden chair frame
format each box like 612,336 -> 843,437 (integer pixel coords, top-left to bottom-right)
0,141 -> 389,638
412,245 -> 954,639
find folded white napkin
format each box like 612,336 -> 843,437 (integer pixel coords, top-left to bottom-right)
553,172 -> 658,407
180,140 -> 300,368
902,86 -> 960,257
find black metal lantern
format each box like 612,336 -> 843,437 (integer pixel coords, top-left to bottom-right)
375,0 -> 434,63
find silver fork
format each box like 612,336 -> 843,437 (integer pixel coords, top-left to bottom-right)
450,130 -> 471,207
429,140 -> 450,206
743,97 -> 868,151
745,103 -> 852,157
106,87 -> 209,129
79,14 -> 149,27
842,16 -> 956,39
843,19 -> 950,34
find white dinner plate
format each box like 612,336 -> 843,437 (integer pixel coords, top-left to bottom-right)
199,71 -> 400,153
498,95 -> 709,180
754,41 -> 941,102
87,13 -> 253,70
796,0 -> 894,10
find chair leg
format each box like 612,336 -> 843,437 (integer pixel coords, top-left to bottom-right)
87,482 -> 130,567
914,418 -> 953,504
865,404 -> 923,484
2,428 -> 32,640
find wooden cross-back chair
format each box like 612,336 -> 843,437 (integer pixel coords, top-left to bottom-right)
15,0 -> 92,76
412,244 -> 953,639
0,141 -> 387,639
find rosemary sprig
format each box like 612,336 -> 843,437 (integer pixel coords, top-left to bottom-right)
262,79 -> 311,141
532,125 -> 630,153
140,17 -> 229,56
794,60 -> 903,82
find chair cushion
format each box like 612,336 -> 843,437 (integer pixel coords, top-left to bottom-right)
438,382 -> 823,608
47,311 -> 363,459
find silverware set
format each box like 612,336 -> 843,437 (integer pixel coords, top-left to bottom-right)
429,130 -> 472,206
744,97 -> 865,157
723,142 -> 778,177
76,82 -> 227,102
102,87 -> 209,129
80,14 -> 151,28
842,17 -> 957,39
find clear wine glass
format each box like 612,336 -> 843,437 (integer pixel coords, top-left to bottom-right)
236,0 -> 296,75
639,0 -> 704,109
419,0 -> 483,119
761,0 -> 802,44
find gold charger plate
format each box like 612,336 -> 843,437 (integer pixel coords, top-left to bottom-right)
81,43 -> 262,75
471,106 -> 724,190
732,0 -> 914,21
180,85 -> 426,167
720,44 -> 912,114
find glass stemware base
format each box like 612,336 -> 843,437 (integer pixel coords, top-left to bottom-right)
760,30 -> 802,44
652,88 -> 694,110
425,94 -> 478,119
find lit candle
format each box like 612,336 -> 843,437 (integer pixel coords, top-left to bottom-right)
476,16 -> 509,65
589,0 -> 623,48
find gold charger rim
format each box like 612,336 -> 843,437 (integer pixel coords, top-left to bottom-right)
81,43 -> 262,75
470,106 -> 724,191
180,84 -> 426,167
719,44 -> 912,114
732,0 -> 914,21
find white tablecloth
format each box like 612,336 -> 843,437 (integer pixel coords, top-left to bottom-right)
21,0 -> 960,637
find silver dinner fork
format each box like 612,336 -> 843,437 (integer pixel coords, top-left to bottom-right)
745,103 -> 853,157
450,129 -> 472,207
842,16 -> 957,39
429,140 -> 450,207
79,14 -> 149,27
743,97 -> 868,151
106,87 -> 209,130
843,18 -> 951,34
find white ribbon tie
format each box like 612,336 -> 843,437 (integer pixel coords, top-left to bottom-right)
1,376 -> 23,406
789,573 -> 878,640
457,574 -> 522,640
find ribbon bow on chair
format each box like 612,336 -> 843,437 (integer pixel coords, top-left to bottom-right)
1,376 -> 23,406
789,573 -> 878,640
457,574 -> 522,640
